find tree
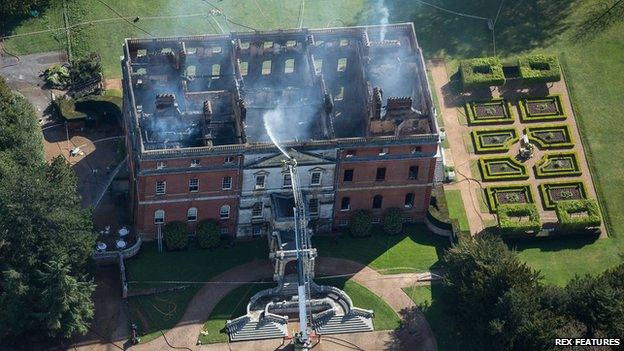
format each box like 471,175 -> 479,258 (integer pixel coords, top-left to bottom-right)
383,208 -> 403,235
70,52 -> 103,86
196,220 -> 220,249
164,221 -> 188,250
349,210 -> 372,237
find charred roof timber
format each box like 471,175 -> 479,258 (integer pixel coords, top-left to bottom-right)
121,23 -> 439,155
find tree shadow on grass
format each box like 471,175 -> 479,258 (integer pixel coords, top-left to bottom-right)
507,233 -> 601,253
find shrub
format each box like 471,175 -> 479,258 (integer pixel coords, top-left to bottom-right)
534,152 -> 582,178
518,95 -> 567,122
538,181 -> 588,210
70,52 -> 103,86
349,210 -> 372,237
479,156 -> 529,181
43,64 -> 71,89
464,99 -> 515,125
196,220 -> 220,249
383,208 -> 403,235
460,57 -> 505,90
53,96 -> 87,121
525,124 -> 574,149
518,54 -> 561,84
555,199 -> 602,232
164,221 -> 188,250
75,95 -> 122,118
497,203 -> 541,236
471,127 -> 519,153
485,184 -> 534,212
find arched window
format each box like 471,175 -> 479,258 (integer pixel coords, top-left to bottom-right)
220,205 -> 230,219
340,197 -> 350,211
372,195 -> 383,209
154,209 -> 165,224
404,193 -> 414,208
187,207 -> 197,222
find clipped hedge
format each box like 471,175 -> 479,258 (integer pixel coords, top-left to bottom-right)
534,152 -> 582,178
497,203 -> 541,236
464,99 -> 515,125
460,57 -> 505,90
164,221 -> 188,250
53,97 -> 87,121
471,127 -> 519,153
55,94 -> 122,122
555,199 -> 601,232
525,124 -> 574,149
383,208 -> 403,236
518,95 -> 567,122
485,184 -> 534,212
349,210 -> 372,237
518,54 -> 561,84
479,156 -> 530,181
538,181 -> 588,210
196,220 -> 220,249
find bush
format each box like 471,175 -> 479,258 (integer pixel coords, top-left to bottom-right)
53,96 -> 86,121
555,199 -> 602,232
460,57 -> 505,90
54,94 -> 122,122
196,220 -> 220,249
518,54 -> 561,84
538,181 -> 588,210
485,184 -> 534,212
43,64 -> 71,89
164,221 -> 188,250
497,203 -> 541,236
349,210 -> 372,237
471,127 -> 519,153
383,208 -> 403,235
479,156 -> 530,181
70,52 -> 103,86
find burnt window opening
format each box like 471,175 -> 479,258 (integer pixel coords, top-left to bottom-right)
405,193 -> 415,208
283,173 -> 292,188
212,64 -> 221,76
337,58 -> 347,72
240,42 -> 250,49
186,65 -> 197,77
190,159 -> 201,167
376,167 -> 386,181
340,39 -> 349,47
157,161 -> 166,169
187,207 -> 198,222
252,202 -> 263,218
154,209 -> 165,224
343,169 -> 354,182
156,181 -> 166,195
412,146 -> 422,153
286,40 -> 297,47
189,178 -> 199,192
335,86 -> 345,101
263,41 -> 273,49
346,150 -> 356,158
308,198 -> 319,215
224,156 -> 234,164
262,60 -> 272,75
379,148 -> 388,156
340,197 -> 350,211
284,58 -> 295,74
239,61 -> 248,76
372,195 -> 383,209
408,166 -> 419,180
222,176 -> 232,190
212,46 -> 222,54
314,59 -> 323,75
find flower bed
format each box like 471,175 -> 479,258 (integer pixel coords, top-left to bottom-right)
518,95 -> 567,122
525,124 -> 574,149
538,181 -> 588,210
460,57 -> 505,90
555,199 -> 601,232
471,127 -> 519,153
518,54 -> 561,84
479,156 -> 529,181
534,152 -> 582,178
497,203 -> 541,236
485,184 -> 534,212
465,99 -> 515,125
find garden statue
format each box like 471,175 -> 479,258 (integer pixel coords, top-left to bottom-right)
519,133 -> 534,160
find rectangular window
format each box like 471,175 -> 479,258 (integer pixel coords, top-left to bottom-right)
284,58 -> 295,74
157,161 -> 166,169
224,156 -> 234,164
252,202 -> 263,218
187,208 -> 197,222
346,150 -> 356,158
154,210 -> 165,224
220,206 -> 230,219
376,167 -> 386,181
189,178 -> 199,192
255,175 -> 266,189
190,159 -> 200,167
340,197 -> 350,211
371,217 -> 381,224
220,227 -> 229,235
314,59 -> 323,75
343,169 -> 354,182
311,172 -> 322,186
239,61 -> 248,76
262,60 -> 272,75
379,148 -> 388,156
408,166 -> 419,180
337,58 -> 347,72
222,176 -> 232,190
308,198 -> 319,215
283,173 -> 292,188
156,181 -> 166,195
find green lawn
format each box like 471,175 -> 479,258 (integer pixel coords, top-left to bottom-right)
314,224 -> 449,274
403,285 -> 465,351
199,278 -> 400,344
444,189 -> 470,233
3,0 -> 364,77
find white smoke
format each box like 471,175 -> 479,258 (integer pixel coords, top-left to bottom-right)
263,108 -> 291,158
377,0 -> 390,41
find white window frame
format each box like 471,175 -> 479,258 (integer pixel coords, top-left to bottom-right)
255,175 -> 266,189
189,178 -> 199,193
157,161 -> 166,169
252,202 -> 264,218
340,197 -> 350,211
190,159 -> 201,167
310,172 -> 322,186
156,181 -> 166,195
224,156 -> 234,164
222,176 -> 232,190
220,205 -> 230,219
187,207 -> 198,222
154,209 -> 165,224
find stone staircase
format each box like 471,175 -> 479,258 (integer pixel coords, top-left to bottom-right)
313,314 -> 374,335
227,317 -> 288,342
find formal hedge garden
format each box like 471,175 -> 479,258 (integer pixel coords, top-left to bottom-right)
485,184 -> 534,212
460,57 -> 505,90
555,199 -> 602,232
497,203 -> 541,236
518,95 -> 567,122
538,181 -> 588,210
164,221 -> 189,250
479,156 -> 530,181
518,54 -> 561,84
464,99 -> 514,125
525,124 -> 574,149
534,152 -> 582,178
471,127 -> 519,153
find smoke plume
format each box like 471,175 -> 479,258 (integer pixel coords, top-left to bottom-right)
376,0 -> 390,41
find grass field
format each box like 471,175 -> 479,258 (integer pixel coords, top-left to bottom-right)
444,189 -> 470,233
199,278 -> 400,344
3,0 -> 364,77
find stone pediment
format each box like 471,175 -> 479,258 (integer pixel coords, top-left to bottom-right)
249,150 -> 334,168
